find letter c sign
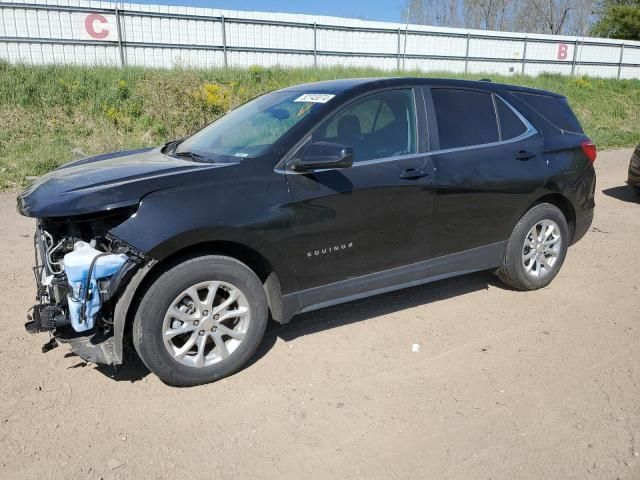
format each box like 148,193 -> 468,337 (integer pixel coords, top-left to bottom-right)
85,13 -> 109,39
557,43 -> 569,60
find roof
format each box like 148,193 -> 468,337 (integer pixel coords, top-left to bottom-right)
276,77 -> 562,98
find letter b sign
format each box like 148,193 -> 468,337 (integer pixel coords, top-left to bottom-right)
557,43 -> 569,60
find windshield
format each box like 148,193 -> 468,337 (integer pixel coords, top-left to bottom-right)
175,91 -> 332,161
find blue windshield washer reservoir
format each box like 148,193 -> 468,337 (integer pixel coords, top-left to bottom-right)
62,242 -> 128,332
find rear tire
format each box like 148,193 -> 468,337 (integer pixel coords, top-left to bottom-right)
133,255 -> 268,387
497,203 -> 569,291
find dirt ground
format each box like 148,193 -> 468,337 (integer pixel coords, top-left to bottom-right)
0,148 -> 638,480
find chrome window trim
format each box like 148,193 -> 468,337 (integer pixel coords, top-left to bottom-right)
276,91 -> 538,174
427,127 -> 537,157
276,151 -> 428,174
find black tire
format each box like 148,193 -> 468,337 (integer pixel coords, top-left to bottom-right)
133,255 -> 268,387
497,203 -> 569,291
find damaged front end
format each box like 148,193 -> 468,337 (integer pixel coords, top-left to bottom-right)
27,208 -> 148,365
15,147 -> 222,366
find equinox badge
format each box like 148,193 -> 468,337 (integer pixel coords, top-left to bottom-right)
307,242 -> 354,258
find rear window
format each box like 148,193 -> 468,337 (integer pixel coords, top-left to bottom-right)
512,92 -> 583,133
431,88 -> 499,149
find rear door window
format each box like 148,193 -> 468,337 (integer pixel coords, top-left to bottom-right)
511,92 -> 583,133
495,97 -> 528,140
431,88 -> 499,149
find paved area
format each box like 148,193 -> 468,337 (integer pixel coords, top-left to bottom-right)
0,148 -> 638,479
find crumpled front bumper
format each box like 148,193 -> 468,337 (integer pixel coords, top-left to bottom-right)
25,226 -> 146,366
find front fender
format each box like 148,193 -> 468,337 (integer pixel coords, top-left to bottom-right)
108,173 -> 297,293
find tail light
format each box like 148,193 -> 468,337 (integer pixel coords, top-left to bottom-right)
581,140 -> 597,163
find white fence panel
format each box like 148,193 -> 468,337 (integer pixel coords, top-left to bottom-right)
575,63 -> 619,78
468,60 -> 520,75
623,47 -> 640,65
621,66 -> 640,79
469,38 -> 524,60
579,43 -> 622,63
316,29 -> 397,55
229,50 -> 313,68
404,33 -> 467,57
225,22 -> 312,50
1,0 -> 639,79
404,58 -> 466,73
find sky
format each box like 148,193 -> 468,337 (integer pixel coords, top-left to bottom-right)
138,0 -> 406,22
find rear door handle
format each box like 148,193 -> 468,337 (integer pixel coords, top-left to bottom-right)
515,150 -> 536,161
400,168 -> 429,180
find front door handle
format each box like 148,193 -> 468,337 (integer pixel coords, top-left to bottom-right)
400,168 -> 429,180
515,150 -> 536,161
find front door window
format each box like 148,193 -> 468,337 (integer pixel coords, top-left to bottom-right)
311,89 -> 417,163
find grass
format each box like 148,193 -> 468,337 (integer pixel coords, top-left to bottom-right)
1,62 -> 639,188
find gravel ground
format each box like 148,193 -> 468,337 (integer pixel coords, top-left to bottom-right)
0,148 -> 638,480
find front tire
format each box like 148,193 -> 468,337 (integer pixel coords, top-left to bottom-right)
497,203 -> 569,291
133,255 -> 268,386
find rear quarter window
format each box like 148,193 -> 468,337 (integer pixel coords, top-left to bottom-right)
512,92 -> 583,133
495,97 -> 527,140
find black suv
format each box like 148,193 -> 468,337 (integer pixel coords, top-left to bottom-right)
18,78 -> 596,386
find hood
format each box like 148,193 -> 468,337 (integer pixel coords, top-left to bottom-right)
17,147 -> 228,218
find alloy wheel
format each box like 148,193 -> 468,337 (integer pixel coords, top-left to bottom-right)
521,219 -> 562,278
162,281 -> 251,368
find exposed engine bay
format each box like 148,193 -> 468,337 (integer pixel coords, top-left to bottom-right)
28,207 -> 147,363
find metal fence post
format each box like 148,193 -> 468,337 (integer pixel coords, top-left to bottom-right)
617,43 -> 625,80
221,15 -> 228,68
464,32 -> 470,74
521,36 -> 527,75
313,22 -> 317,68
402,25 -> 408,71
114,5 -> 125,67
571,39 -> 579,76
396,28 -> 401,71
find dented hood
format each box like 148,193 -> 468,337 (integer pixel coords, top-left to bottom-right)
17,147 -> 228,218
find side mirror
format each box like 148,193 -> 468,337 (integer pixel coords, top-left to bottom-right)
291,142 -> 354,172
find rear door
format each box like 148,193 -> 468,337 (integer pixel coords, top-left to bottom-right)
423,86 -> 547,259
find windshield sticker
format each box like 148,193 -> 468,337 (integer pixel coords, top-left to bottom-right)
294,94 -> 335,103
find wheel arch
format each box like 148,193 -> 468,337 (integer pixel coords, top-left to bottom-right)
112,239 -> 288,365
521,193 -> 577,241
142,239 -> 287,320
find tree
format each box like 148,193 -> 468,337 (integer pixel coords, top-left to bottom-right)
402,0 -> 465,28
465,0 -> 511,30
401,0 -> 596,35
591,0 -> 640,39
528,0 -> 572,34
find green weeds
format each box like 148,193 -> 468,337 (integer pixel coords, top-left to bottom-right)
0,62 -> 638,188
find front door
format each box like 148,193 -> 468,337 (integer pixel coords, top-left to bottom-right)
282,88 -> 435,293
